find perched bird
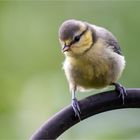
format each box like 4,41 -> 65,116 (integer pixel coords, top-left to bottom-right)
59,19 -> 126,119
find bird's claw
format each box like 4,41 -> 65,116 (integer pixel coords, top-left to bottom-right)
72,98 -> 81,120
114,83 -> 127,104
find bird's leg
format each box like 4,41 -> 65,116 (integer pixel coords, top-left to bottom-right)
112,83 -> 127,104
71,87 -> 81,120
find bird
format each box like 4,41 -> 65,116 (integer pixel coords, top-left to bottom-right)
58,19 -> 126,120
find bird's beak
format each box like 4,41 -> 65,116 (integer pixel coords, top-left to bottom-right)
62,45 -> 70,53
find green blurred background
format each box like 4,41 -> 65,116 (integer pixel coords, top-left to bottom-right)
0,1 -> 140,140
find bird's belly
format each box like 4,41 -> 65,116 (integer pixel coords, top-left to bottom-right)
63,53 -> 125,91
69,64 -> 110,90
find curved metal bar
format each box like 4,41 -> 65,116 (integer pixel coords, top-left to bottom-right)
30,88 -> 140,140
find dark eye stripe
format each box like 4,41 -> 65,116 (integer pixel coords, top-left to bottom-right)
69,27 -> 88,46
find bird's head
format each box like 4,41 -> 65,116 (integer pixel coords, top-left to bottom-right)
59,19 -> 93,56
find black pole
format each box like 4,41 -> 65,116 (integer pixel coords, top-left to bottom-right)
30,88 -> 140,140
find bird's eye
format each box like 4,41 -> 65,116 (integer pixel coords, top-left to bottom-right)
74,35 -> 81,42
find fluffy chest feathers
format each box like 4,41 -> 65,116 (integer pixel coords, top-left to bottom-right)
63,47 -> 112,90
63,39 -> 125,91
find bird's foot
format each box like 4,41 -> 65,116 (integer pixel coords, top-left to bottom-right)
72,98 -> 81,120
113,83 -> 127,104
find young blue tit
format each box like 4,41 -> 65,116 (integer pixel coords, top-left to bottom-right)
59,19 -> 126,119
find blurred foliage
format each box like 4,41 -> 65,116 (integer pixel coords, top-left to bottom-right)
0,1 -> 140,140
